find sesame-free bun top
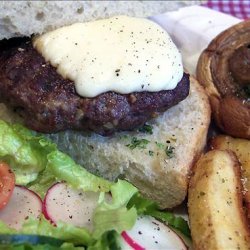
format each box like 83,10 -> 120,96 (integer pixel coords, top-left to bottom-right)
0,0 -> 201,39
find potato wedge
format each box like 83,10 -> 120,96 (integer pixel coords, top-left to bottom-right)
188,150 -> 250,250
210,135 -> 250,210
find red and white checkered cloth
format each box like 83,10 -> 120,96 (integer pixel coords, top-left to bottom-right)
203,0 -> 250,19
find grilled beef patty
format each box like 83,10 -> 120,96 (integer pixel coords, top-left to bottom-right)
0,37 -> 189,135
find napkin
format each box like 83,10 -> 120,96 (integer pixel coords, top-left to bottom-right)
151,6 -> 241,75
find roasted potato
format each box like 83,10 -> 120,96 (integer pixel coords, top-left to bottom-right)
188,150 -> 250,250
211,135 -> 250,215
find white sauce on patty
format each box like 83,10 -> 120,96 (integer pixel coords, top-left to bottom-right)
33,16 -> 183,98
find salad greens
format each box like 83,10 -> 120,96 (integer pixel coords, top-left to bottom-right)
0,121 -> 56,185
0,120 -> 190,249
128,193 -> 191,237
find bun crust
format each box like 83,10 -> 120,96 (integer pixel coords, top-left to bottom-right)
0,1 -> 200,40
197,20 -> 250,139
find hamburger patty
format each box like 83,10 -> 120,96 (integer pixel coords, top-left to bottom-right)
0,37 -> 189,135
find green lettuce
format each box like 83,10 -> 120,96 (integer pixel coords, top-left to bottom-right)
0,120 -> 112,196
127,193 -> 191,238
47,151 -> 112,193
29,151 -> 112,198
0,243 -> 83,250
93,180 -> 137,239
0,120 -> 56,185
88,231 -> 120,250
0,217 -> 92,246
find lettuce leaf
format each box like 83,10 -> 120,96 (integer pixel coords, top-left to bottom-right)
0,120 -> 112,196
127,193 -> 191,238
0,120 -> 56,185
29,151 -> 112,198
88,231 -> 120,250
0,217 -> 92,246
0,234 -> 84,250
46,151 -> 112,193
93,180 -> 137,239
0,243 -> 82,250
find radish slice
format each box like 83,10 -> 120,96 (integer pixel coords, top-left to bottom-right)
0,185 -> 42,230
43,182 -> 100,229
120,216 -> 187,250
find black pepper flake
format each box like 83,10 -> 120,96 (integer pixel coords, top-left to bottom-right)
115,69 -> 120,76
138,231 -> 142,235
75,43 -> 78,45
69,215 -> 73,219
141,84 -> 144,89
138,70 -> 141,73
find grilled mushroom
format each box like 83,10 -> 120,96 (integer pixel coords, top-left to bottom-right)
197,20 -> 250,139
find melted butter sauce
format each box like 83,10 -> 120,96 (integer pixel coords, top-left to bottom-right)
33,16 -> 183,98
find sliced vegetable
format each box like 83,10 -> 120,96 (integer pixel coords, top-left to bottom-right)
0,120 -> 56,185
43,182 -> 100,229
0,162 -> 15,209
88,230 -> 121,250
120,216 -> 187,250
0,186 -> 42,230
127,193 -> 190,238
0,216 -> 92,247
0,234 -> 65,246
92,180 -> 138,239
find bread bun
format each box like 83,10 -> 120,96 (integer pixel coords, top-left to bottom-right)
197,20 -> 250,139
0,1 -> 201,40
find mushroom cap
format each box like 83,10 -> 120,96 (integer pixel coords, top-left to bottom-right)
197,20 -> 250,139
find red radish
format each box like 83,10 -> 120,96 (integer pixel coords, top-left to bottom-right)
120,216 -> 187,250
121,231 -> 145,250
0,185 -> 42,230
43,182 -> 100,230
